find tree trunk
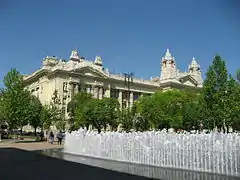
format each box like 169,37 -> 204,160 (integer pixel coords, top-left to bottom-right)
97,128 -> 101,134
223,127 -> 226,133
34,127 -> 37,137
20,127 -> 23,136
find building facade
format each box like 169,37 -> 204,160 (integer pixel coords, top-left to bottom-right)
23,49 -> 203,118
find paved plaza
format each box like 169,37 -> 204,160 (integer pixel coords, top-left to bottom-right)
0,140 -> 62,151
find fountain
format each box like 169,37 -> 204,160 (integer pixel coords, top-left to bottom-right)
64,129 -> 240,177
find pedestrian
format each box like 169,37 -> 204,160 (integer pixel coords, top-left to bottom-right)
57,130 -> 63,145
49,131 -> 54,144
44,130 -> 48,141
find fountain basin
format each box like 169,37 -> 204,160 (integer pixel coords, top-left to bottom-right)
64,129 -> 240,177
38,148 -> 239,180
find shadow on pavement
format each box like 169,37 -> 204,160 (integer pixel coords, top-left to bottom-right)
0,148 -> 155,180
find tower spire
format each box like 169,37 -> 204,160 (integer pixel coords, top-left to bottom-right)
160,48 -> 177,80
164,48 -> 173,60
190,57 -> 199,69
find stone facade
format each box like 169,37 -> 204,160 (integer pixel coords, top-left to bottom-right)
23,49 -> 203,119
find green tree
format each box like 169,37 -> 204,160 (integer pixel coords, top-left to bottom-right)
50,89 -> 65,130
39,90 -> 64,131
118,108 -> 133,132
40,105 -> 53,130
136,94 -> 163,130
28,95 -> 43,136
236,69 -> 240,83
225,75 -> 240,131
68,91 -> 92,130
202,55 -> 228,131
133,114 -> 150,132
0,93 -> 5,123
137,90 -> 184,131
83,99 -> 107,133
182,98 -> 203,131
100,97 -> 120,130
0,69 -> 31,132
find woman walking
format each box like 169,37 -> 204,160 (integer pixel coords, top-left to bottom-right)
49,131 -> 54,144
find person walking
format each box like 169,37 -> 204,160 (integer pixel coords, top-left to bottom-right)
57,130 -> 64,145
49,131 -> 54,144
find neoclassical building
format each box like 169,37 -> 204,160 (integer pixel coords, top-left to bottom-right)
23,49 -> 203,117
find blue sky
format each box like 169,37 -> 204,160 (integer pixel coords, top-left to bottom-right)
0,0 -> 239,87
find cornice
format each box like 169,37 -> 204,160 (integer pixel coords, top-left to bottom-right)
23,69 -> 49,84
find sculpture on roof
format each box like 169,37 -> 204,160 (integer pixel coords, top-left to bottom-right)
94,56 -> 103,66
70,50 -> 80,61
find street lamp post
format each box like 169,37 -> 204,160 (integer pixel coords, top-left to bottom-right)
124,72 -> 134,109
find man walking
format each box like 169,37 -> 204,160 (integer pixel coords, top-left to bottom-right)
57,130 -> 64,145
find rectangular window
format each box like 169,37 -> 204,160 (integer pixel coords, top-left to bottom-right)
110,89 -> 119,98
133,92 -> 139,101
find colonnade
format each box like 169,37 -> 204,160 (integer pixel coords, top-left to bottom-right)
66,82 -> 141,109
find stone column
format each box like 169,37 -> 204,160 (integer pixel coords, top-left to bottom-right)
99,87 -> 103,99
104,84 -> 111,98
94,86 -> 99,99
74,83 -> 79,94
86,85 -> 91,94
118,90 -> 122,109
68,83 -> 73,99
130,91 -> 134,108
91,86 -> 94,96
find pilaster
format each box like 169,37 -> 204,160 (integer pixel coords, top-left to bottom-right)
99,87 -> 103,99
87,86 -> 91,94
91,87 -> 94,96
94,87 -> 99,99
104,84 -> 111,98
74,83 -> 79,94
68,83 -> 73,100
118,90 -> 122,109
130,91 -> 134,108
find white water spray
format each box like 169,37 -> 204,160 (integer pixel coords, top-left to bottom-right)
64,129 -> 240,176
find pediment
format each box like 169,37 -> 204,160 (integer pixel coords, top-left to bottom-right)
71,66 -> 108,79
179,75 -> 198,86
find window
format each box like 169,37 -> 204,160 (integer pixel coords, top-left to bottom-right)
133,92 -> 140,101
110,89 -> 119,98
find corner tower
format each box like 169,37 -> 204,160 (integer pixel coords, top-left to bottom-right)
160,49 -> 177,80
188,57 -> 203,86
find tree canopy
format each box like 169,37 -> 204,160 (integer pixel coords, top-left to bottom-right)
0,69 -> 31,130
